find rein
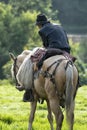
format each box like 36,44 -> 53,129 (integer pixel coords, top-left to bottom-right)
13,58 -> 20,86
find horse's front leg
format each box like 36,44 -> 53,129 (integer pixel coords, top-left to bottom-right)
46,100 -> 54,130
28,101 -> 37,130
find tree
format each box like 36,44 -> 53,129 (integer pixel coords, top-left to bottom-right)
78,38 -> 87,63
0,0 -> 57,79
0,0 -> 9,4
9,11 -> 39,53
0,3 -> 13,78
9,0 -> 53,16
0,3 -> 38,78
69,40 -> 87,85
52,0 -> 87,33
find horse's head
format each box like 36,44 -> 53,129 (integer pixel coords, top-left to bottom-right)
9,50 -> 31,85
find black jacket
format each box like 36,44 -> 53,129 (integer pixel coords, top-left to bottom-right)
39,23 -> 70,53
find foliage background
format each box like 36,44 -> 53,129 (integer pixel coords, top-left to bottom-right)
0,0 -> 87,85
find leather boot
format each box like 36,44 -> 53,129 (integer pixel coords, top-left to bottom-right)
23,89 -> 34,102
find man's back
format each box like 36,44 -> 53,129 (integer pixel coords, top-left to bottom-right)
39,23 -> 70,52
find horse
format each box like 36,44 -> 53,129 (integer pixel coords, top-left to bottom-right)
10,48 -> 79,130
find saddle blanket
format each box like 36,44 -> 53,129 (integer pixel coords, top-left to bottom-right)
30,48 -> 46,62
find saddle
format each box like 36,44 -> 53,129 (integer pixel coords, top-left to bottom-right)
30,48 -> 76,63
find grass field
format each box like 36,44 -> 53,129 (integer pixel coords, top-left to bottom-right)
0,80 -> 87,130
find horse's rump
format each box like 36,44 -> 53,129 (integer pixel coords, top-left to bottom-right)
42,55 -> 78,100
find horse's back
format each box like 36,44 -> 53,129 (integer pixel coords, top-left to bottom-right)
42,55 -> 78,95
44,55 -> 65,67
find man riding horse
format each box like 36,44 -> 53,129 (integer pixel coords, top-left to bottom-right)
23,13 -> 75,102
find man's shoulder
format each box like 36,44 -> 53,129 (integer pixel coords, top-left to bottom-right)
53,23 -> 62,28
39,23 -> 63,35
39,23 -> 51,33
40,23 -> 54,31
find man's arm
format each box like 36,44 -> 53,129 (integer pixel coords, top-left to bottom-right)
39,31 -> 48,48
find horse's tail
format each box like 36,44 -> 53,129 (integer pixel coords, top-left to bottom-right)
65,61 -> 74,124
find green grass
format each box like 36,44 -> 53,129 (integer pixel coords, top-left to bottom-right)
0,80 -> 87,130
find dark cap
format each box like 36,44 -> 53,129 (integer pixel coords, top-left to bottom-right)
35,14 -> 49,25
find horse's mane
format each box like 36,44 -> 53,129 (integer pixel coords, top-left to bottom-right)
16,47 -> 42,89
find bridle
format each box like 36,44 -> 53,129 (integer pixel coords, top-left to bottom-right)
13,57 -> 20,86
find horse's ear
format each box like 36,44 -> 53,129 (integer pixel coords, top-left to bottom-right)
9,53 -> 16,61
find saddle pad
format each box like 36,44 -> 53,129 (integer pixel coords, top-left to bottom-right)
30,48 -> 46,62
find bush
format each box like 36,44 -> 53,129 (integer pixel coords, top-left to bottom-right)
69,39 -> 87,86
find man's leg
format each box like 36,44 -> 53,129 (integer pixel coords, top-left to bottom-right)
37,48 -> 63,69
36,53 -> 47,69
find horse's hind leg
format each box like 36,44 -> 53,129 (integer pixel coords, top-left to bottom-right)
45,79 -> 64,130
47,100 -> 54,130
28,101 -> 37,130
52,100 -> 64,130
